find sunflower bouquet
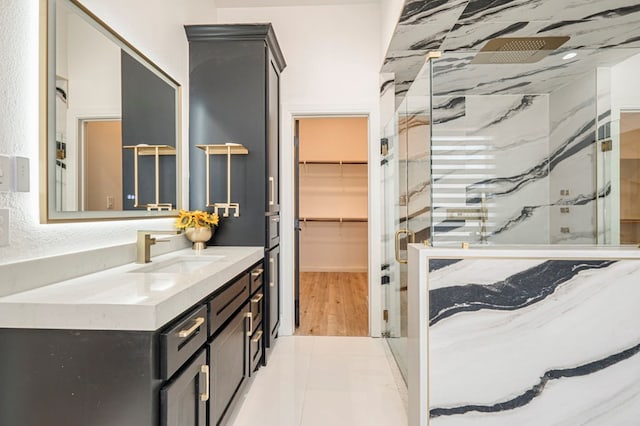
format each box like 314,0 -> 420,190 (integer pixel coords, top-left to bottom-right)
175,209 -> 219,230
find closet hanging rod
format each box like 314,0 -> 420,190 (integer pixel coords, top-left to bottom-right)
300,217 -> 368,223
298,160 -> 367,165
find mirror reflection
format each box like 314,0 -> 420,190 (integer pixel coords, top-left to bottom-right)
45,0 -> 180,221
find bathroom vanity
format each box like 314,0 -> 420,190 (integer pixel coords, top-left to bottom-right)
0,246 -> 264,426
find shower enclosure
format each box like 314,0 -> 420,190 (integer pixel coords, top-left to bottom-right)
381,47 -> 640,380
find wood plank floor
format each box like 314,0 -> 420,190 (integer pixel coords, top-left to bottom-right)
296,272 -> 368,336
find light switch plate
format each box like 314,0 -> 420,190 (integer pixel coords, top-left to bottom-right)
14,156 -> 30,192
0,155 -> 12,192
0,209 -> 8,247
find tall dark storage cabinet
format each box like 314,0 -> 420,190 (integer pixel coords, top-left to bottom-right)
185,24 -> 286,365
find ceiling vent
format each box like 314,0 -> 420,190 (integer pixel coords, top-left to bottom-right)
472,36 -> 570,64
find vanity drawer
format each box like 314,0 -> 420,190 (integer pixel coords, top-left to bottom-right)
249,323 -> 264,375
209,273 -> 250,337
250,263 -> 264,294
161,305 -> 208,380
249,290 -> 264,330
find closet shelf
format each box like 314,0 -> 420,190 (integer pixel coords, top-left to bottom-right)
300,217 -> 367,223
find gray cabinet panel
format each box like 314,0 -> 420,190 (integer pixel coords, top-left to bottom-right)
209,304 -> 249,425
265,244 -> 280,357
0,329 -> 160,426
185,24 -> 285,249
161,349 -> 207,426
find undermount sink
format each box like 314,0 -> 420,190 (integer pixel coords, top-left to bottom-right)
132,255 -> 225,274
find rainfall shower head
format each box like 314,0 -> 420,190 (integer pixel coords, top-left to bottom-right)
472,36 -> 570,64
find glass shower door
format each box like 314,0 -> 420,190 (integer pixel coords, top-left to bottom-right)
381,101 -> 409,380
382,58 -> 433,382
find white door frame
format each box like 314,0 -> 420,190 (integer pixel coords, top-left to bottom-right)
279,103 -> 382,337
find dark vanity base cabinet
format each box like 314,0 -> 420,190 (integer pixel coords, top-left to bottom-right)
161,349 -> 207,426
0,329 -> 161,426
248,263 -> 265,374
209,303 -> 249,426
0,260 -> 267,426
264,245 -> 280,364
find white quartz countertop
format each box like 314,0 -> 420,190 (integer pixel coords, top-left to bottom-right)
409,243 -> 640,259
0,246 -> 264,331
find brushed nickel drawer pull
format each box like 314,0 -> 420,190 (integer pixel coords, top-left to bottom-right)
251,330 -> 263,343
251,293 -> 264,303
177,317 -> 205,338
200,365 -> 210,402
245,312 -> 253,336
251,268 -> 264,278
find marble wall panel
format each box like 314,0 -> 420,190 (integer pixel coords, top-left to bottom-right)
427,257 -> 640,424
382,0 -> 640,106
431,94 -> 550,244
548,73 -> 598,244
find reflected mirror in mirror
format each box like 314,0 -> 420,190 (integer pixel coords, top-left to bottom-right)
42,0 -> 181,222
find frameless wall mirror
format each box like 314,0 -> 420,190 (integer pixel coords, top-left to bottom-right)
40,0 -> 181,222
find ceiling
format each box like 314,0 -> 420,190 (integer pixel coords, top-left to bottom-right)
382,0 -> 640,103
216,0 -> 378,7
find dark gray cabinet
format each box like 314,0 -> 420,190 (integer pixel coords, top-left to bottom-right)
209,304 -> 249,426
161,349 -> 208,426
185,24 -> 285,248
248,263 -> 265,375
266,244 -> 280,361
0,260 -> 264,426
185,24 -> 286,365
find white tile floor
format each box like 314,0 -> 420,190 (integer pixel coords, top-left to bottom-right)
229,336 -> 408,426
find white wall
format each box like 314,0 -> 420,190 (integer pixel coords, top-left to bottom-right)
62,10 -> 122,210
612,53 -> 640,111
0,0 -> 216,265
380,0 -> 404,62
218,4 -> 382,336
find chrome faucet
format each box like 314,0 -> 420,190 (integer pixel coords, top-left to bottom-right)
136,230 -> 181,264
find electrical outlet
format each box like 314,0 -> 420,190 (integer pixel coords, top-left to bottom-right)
0,209 -> 9,247
106,196 -> 114,209
0,155 -> 12,192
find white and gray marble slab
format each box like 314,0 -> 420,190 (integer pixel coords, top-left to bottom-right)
427,255 -> 640,424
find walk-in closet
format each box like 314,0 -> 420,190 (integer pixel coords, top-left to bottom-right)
296,117 -> 369,336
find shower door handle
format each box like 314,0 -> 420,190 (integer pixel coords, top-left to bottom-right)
395,229 -> 415,264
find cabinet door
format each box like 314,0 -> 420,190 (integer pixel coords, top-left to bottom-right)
267,245 -> 280,346
161,349 -> 208,426
210,304 -> 250,425
267,56 -> 280,213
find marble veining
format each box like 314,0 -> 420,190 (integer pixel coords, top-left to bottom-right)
426,256 -> 640,424
380,78 -> 394,96
430,94 -> 549,244
431,341 -> 640,418
382,0 -> 640,105
429,259 -> 616,325
491,183 -> 610,238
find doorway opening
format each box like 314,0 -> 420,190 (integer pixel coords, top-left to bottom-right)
294,116 -> 369,336
619,111 -> 640,244
79,119 -> 122,211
